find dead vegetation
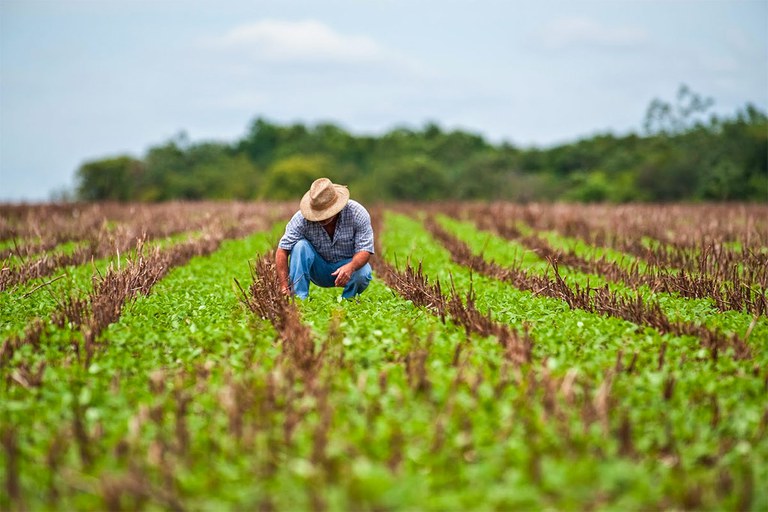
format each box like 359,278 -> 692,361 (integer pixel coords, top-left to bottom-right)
423,215 -> 753,360
238,252 -> 322,377
1,202 -> 764,510
370,209 -> 533,366
2,203 -> 293,371
0,202 -> 290,291
456,202 -> 767,284
431,203 -> 767,317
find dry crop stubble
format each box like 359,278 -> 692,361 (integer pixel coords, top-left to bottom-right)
1,201 -> 766,510
380,208 -> 766,509
425,215 -> 754,360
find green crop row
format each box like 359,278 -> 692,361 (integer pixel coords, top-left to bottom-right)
1,209 -> 765,510
437,214 -> 768,350
0,230 -> 204,340
381,211 -> 767,509
1,226 -> 284,510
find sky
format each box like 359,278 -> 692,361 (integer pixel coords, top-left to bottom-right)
1,0 -> 766,202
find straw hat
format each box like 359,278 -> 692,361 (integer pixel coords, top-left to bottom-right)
300,178 -> 350,221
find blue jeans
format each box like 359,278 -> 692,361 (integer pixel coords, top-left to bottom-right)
289,239 -> 372,299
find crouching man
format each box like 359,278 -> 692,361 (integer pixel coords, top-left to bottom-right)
276,178 -> 374,299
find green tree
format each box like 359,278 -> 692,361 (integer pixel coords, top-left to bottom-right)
378,156 -> 448,201
238,118 -> 282,168
70,90 -> 767,203
76,155 -> 142,201
261,155 -> 334,200
140,135 -> 188,201
454,151 -> 517,199
643,84 -> 714,135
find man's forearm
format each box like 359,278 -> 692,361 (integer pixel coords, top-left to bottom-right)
275,248 -> 290,290
349,251 -> 371,271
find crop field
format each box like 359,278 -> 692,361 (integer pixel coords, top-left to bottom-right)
1,201 -> 767,510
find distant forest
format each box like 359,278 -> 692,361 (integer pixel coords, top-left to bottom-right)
76,86 -> 767,203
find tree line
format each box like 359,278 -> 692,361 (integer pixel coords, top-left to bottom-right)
76,86 -> 767,203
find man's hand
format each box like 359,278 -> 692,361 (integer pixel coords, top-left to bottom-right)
331,263 -> 355,287
333,251 -> 371,288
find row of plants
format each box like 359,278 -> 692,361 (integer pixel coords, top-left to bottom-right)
455,202 -> 768,284
0,202 -> 214,256
1,205 -> 766,509
461,202 -> 768,248
380,211 -> 766,507
242,208 -> 767,508
510,219 -> 765,317
443,213 -> 766,339
454,204 -> 767,312
2,205 -> 288,363
1,224 -> 288,510
241,231 -> 642,508
0,203 -> 289,291
426,214 -> 759,360
4,218 -> 529,509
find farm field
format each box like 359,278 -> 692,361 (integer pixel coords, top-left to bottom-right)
1,201 -> 767,510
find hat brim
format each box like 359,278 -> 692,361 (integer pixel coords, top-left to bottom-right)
300,185 -> 350,222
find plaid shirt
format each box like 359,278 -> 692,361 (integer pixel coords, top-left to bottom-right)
278,200 -> 375,263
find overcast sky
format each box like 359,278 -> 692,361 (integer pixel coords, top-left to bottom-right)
1,0 -> 766,201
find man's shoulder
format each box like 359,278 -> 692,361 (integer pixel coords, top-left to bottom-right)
286,210 -> 307,228
346,200 -> 370,216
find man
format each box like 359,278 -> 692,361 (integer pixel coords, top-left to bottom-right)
276,177 -> 374,299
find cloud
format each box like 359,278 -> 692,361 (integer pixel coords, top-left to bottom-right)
209,19 -> 393,64
536,16 -> 648,50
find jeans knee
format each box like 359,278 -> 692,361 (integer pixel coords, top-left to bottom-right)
342,263 -> 372,298
290,240 -> 315,266
292,239 -> 313,256
350,264 -> 372,287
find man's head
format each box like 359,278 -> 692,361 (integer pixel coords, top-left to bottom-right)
300,178 -> 350,222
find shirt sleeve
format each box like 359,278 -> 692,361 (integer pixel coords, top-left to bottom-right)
353,204 -> 375,254
278,211 -> 305,251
